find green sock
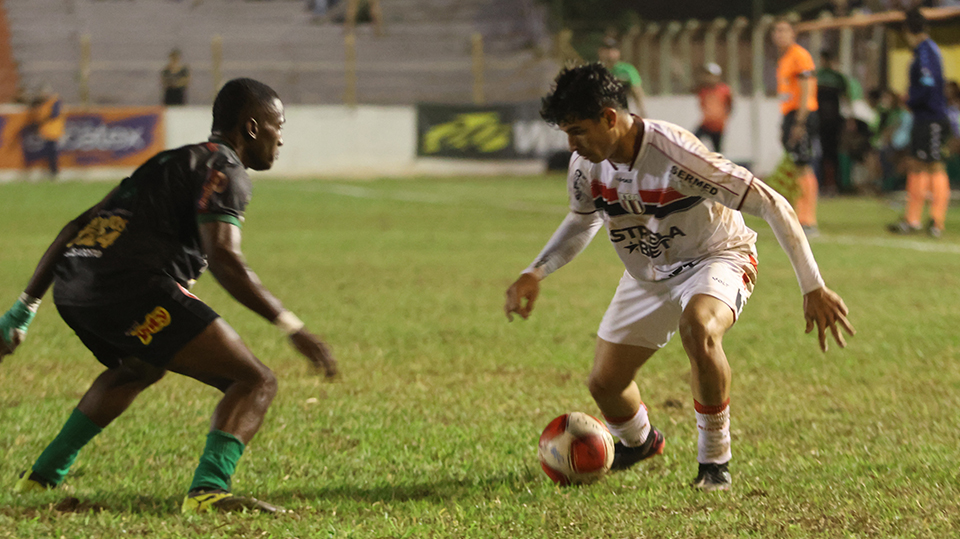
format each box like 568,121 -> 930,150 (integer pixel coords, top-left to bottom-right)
188,430 -> 245,493
32,408 -> 102,485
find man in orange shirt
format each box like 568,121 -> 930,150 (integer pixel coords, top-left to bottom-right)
773,19 -> 819,237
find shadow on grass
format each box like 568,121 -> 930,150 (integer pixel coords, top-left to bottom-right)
6,470 -> 539,516
271,469 -> 539,505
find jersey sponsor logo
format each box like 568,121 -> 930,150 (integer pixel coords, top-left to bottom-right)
609,224 -> 686,258
198,170 -> 229,211
67,214 -> 129,251
669,165 -> 719,196
126,306 -> 172,345
571,169 -> 588,201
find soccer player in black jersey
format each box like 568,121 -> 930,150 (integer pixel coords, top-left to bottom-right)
0,78 -> 336,513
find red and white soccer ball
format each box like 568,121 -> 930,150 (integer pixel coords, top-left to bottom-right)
538,412 -> 614,486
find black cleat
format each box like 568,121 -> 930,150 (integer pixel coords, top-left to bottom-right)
692,461 -> 731,492
888,220 -> 920,235
610,427 -> 665,471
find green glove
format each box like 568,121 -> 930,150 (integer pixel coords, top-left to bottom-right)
0,295 -> 40,350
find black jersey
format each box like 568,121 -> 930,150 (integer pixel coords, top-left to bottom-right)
53,138 -> 252,306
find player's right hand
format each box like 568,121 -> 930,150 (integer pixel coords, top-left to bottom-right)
505,273 -> 541,321
289,329 -> 338,378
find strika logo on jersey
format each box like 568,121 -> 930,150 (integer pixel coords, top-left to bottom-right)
127,306 -> 172,345
609,225 -> 686,258
670,166 -> 718,196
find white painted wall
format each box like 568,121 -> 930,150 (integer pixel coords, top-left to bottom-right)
165,105 -> 419,178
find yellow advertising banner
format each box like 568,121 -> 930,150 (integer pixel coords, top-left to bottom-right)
0,106 -> 165,170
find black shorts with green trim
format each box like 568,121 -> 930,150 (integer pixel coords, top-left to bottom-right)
56,278 -> 219,369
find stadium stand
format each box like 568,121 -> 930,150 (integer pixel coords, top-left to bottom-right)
3,0 -> 556,105
0,0 -> 20,102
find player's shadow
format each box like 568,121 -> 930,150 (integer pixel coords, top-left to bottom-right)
272,469 -> 538,505
16,470 -> 538,515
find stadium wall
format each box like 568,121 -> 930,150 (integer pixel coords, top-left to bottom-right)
1,98 -> 786,182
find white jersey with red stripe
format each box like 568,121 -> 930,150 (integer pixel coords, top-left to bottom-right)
568,119 -> 758,282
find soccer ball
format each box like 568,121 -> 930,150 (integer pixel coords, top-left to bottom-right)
538,412 -> 614,486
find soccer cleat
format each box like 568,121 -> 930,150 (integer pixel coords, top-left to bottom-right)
181,489 -> 286,514
926,220 -> 943,239
888,220 -> 921,235
610,427 -> 665,471
692,462 -> 732,492
14,470 -> 55,493
801,225 -> 820,239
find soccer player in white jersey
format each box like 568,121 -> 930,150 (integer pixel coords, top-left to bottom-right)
505,64 -> 854,491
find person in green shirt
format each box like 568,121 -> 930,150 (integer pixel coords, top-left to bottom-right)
599,37 -> 647,117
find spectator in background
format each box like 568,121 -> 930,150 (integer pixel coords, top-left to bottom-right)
30,84 -> 64,180
888,8 -> 950,237
946,80 -> 960,139
816,50 -> 848,195
598,37 -> 646,117
694,63 -> 733,153
344,0 -> 383,36
866,88 -> 912,191
161,49 -> 190,106
773,18 -> 820,237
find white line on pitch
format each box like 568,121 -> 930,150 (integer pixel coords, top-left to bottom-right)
303,183 -> 568,215
815,234 -> 960,254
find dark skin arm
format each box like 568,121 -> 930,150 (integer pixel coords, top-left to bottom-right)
23,186 -> 119,300
0,187 -> 119,358
199,221 -> 337,377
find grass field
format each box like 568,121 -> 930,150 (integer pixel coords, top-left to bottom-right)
0,177 -> 958,538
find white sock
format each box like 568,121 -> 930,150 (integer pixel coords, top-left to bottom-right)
695,400 -> 731,464
604,404 -> 651,448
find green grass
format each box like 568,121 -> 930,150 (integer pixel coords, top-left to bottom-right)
0,177 -> 958,538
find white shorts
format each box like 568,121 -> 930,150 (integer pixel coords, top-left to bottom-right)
597,254 -> 755,349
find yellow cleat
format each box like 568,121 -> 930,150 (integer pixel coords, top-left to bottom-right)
181,489 -> 286,514
14,471 -> 54,494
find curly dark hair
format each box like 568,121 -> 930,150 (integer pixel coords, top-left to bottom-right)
540,63 -> 629,126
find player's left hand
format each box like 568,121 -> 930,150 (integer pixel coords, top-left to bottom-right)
289,329 -> 338,378
803,286 -> 855,352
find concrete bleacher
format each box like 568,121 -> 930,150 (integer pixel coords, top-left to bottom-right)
3,0 -> 557,106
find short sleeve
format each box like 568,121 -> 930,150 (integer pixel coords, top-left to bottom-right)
196,160 -> 250,228
567,154 -> 596,214
795,48 -> 816,78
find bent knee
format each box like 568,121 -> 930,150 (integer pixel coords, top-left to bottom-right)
679,311 -> 726,352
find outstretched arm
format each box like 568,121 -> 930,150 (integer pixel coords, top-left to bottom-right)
0,187 -> 119,360
504,211 -> 602,321
739,179 -> 855,351
199,221 -> 337,376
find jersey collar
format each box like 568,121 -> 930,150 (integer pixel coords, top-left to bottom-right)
608,115 -> 645,172
208,135 -> 241,160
